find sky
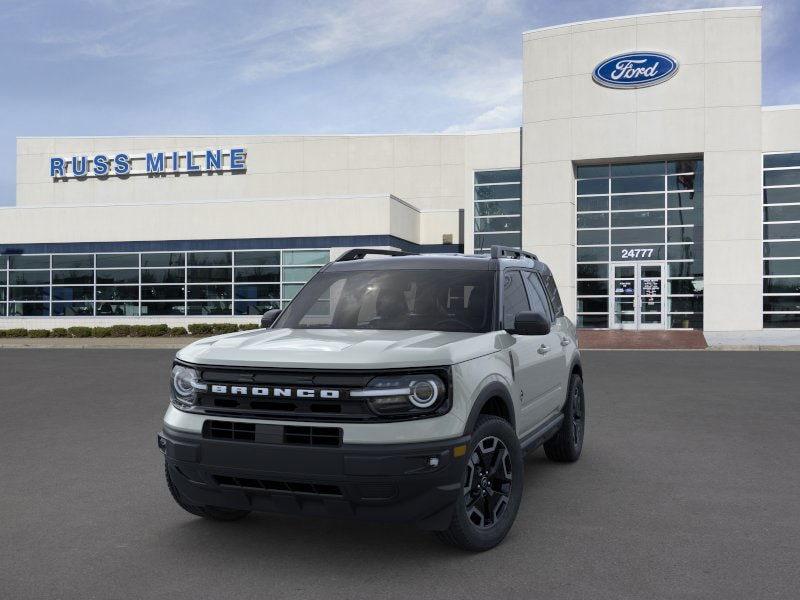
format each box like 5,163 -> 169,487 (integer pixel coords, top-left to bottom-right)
1,0 -> 798,206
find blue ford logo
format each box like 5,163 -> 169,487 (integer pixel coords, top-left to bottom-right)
593,52 -> 678,89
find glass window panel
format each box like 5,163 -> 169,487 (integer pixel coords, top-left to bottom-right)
187,251 -> 231,267
0,288 -> 5,301
474,184 -> 521,200
667,227 -> 694,243
611,228 -> 664,244
96,269 -> 138,284
576,165 -> 608,179
764,314 -> 800,328
501,271 -> 530,329
474,232 -> 521,250
667,191 -> 702,209
577,314 -> 608,328
0,271 -> 5,285
611,176 -> 663,194
577,298 -> 608,312
763,278 -> 800,294
0,255 -> 5,269
763,296 -> 800,312
187,301 -> 232,315
670,314 -> 704,329
764,170 -> 800,187
667,174 -> 697,191
669,280 -> 702,295
187,284 -> 232,300
234,266 -> 280,283
8,302 -> 49,316
764,205 -> 800,223
577,230 -> 608,245
283,250 -> 329,266
474,170 -> 520,184
0,304 -> 5,316
9,255 -> 49,269
52,254 -> 93,269
282,266 -> 320,283
669,297 -> 703,312
10,287 -> 49,301
141,285 -> 185,300
53,286 -> 94,301
764,223 -> 800,240
96,254 -> 138,268
282,283 -> 305,300
611,210 -> 664,228
474,200 -> 521,217
577,213 -> 608,229
474,216 -> 521,232
577,246 -> 609,262
611,194 -> 664,210
577,264 -> 608,279
667,209 -> 696,226
140,253 -> 185,268
141,268 -> 185,284
611,162 -> 664,176
763,187 -> 800,205
667,245 -> 694,261
141,302 -> 185,316
52,302 -> 94,316
234,251 -> 279,266
96,286 -> 138,301
667,160 -> 701,174
764,259 -> 800,276
669,262 -> 696,277
577,179 -> 608,195
187,267 -> 231,283
10,270 -> 50,285
96,302 -> 138,316
52,270 -> 93,284
235,300 -> 280,315
577,196 -> 609,212
234,284 -> 280,299
764,153 -> 800,168
763,241 -> 800,258
577,281 -> 608,296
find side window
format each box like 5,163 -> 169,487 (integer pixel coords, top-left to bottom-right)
543,272 -> 565,318
502,271 -> 530,329
522,271 -> 551,320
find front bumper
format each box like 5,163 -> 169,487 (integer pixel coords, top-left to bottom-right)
159,424 -> 470,530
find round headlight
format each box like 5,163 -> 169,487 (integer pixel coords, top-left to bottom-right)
171,365 -> 204,407
409,379 -> 438,408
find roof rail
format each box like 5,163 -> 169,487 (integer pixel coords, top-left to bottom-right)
489,245 -> 538,261
335,248 -> 416,262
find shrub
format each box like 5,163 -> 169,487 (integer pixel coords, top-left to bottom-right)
188,323 -> 214,336
108,324 -> 132,337
129,325 -> 148,338
28,329 -> 51,338
145,324 -> 169,337
238,324 -> 260,331
211,323 -> 239,335
4,328 -> 28,338
167,326 -> 188,337
68,326 -> 92,338
91,327 -> 112,338
51,328 -> 69,338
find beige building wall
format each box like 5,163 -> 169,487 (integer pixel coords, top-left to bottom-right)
522,7 -> 763,330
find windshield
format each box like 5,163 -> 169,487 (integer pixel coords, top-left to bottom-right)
274,269 -> 496,333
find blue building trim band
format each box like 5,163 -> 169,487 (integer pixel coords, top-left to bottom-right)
0,235 -> 462,256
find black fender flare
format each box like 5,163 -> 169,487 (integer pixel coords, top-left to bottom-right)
560,356 -> 584,412
463,381 -> 516,434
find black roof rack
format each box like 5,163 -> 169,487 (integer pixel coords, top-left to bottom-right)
489,245 -> 538,261
335,248 -> 417,262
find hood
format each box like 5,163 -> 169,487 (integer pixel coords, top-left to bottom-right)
176,328 -> 502,369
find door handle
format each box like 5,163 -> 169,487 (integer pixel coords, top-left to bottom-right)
560,336 -> 570,347
537,344 -> 550,355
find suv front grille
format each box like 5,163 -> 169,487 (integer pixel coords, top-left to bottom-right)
213,475 -> 343,497
283,425 -> 342,447
203,420 -> 342,447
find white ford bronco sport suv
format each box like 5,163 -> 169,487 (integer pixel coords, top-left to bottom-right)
159,245 -> 585,551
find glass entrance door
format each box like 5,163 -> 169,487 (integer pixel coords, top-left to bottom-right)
610,262 -> 666,330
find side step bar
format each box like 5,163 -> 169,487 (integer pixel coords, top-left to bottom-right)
519,413 -> 564,453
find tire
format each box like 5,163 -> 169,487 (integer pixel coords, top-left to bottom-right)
543,373 -> 585,463
436,415 -> 524,552
164,463 -> 251,521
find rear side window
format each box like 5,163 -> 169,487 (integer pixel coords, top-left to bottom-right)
522,271 -> 551,320
543,272 -> 564,318
502,271 -> 530,329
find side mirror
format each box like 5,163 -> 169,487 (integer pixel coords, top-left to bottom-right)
509,311 -> 550,336
260,308 -> 282,329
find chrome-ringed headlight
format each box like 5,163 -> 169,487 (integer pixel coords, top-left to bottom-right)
170,364 -> 206,409
351,373 -> 448,417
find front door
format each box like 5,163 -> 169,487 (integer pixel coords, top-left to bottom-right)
610,262 -> 666,330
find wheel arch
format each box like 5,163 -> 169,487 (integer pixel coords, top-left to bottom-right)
464,382 -> 516,434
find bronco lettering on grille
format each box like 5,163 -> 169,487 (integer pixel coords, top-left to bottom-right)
209,385 -> 341,399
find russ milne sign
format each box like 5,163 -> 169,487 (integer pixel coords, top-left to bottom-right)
49,148 -> 246,179
592,52 -> 678,89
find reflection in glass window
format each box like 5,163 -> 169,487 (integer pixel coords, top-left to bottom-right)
96,254 -> 138,268
474,170 -> 522,253
188,252 -> 232,267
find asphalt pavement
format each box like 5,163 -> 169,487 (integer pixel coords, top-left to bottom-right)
1,349 -> 798,600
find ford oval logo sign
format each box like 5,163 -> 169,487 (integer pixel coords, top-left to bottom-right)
593,52 -> 679,89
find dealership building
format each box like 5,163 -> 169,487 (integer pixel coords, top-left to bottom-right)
2,5 -> 799,340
